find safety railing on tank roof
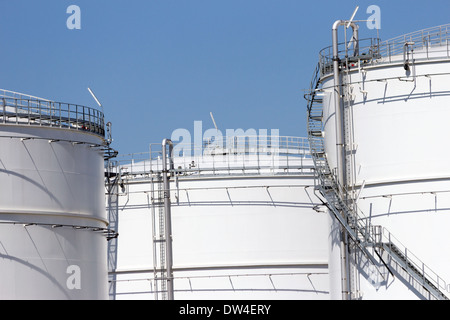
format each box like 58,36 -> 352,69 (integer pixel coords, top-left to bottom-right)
116,136 -> 314,177
380,23 -> 450,59
319,23 -> 450,76
0,89 -> 105,137
319,37 -> 382,76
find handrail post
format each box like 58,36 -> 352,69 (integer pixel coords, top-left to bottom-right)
14,99 -> 18,125
48,102 -> 52,126
2,98 -> 5,123
67,104 -> 71,129
38,101 -> 41,125
27,99 -> 31,125
59,102 -> 62,128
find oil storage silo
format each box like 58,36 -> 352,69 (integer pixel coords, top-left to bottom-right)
307,23 -> 450,299
107,135 -> 330,299
0,89 -> 113,299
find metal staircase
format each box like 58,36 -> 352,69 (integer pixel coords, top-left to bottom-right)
306,63 -> 449,300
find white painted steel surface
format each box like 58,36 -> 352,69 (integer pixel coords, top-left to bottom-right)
0,121 -> 108,299
321,33 -> 450,299
109,138 -> 330,299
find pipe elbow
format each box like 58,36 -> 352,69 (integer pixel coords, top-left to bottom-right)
332,20 -> 345,30
162,138 -> 173,147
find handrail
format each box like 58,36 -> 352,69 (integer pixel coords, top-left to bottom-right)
376,226 -> 450,295
325,165 -> 450,298
0,97 -> 105,137
0,89 -> 51,102
115,136 -> 313,177
383,23 -> 450,49
127,136 -> 310,159
319,37 -> 381,75
318,23 -> 450,76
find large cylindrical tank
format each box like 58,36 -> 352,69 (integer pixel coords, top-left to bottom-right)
320,24 -> 450,299
0,90 -> 109,299
108,136 -> 330,299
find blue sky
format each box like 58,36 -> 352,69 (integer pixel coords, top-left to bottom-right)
0,0 -> 448,155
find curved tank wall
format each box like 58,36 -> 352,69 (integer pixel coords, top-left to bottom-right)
0,91 -> 109,299
107,136 -> 331,299
320,26 -> 450,299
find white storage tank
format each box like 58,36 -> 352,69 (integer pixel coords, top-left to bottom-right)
0,89 -> 112,299
308,23 -> 450,299
107,135 -> 330,299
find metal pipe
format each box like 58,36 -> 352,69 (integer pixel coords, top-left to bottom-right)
162,138 -> 174,300
332,20 -> 358,189
332,20 -> 359,301
332,20 -> 345,191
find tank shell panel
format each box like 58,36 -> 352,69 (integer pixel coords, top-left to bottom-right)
0,125 -> 108,299
111,156 -> 330,299
321,48 -> 450,299
323,58 -> 450,186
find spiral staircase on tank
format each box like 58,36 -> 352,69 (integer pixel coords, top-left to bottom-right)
306,63 -> 450,300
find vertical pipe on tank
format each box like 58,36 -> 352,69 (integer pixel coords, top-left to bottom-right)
162,138 -> 174,300
332,20 -> 345,189
331,20 -> 359,300
332,19 -> 359,189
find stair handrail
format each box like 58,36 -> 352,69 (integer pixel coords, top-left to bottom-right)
315,150 -> 450,299
377,226 -> 450,295
317,155 -> 450,298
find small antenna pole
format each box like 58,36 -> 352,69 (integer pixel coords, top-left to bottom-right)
346,6 -> 359,28
87,87 -> 104,114
210,112 -> 218,131
346,6 -> 360,54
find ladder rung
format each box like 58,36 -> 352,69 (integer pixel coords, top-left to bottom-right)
312,152 -> 325,158
309,130 -> 323,137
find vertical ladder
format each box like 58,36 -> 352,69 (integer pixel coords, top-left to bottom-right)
342,63 -> 356,195
306,63 -> 449,300
105,160 -> 120,300
151,172 -> 168,300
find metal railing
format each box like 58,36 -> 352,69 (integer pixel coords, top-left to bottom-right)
319,23 -> 450,76
319,38 -> 381,76
373,226 -> 450,296
381,23 -> 450,58
0,89 -> 105,137
0,89 -> 52,102
116,136 -> 313,177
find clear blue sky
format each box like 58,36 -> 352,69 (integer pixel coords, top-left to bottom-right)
0,0 -> 448,155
